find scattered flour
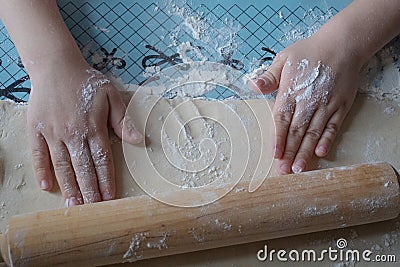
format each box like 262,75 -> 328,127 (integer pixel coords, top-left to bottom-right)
383,106 -> 395,115
143,66 -> 161,78
243,63 -> 269,83
34,122 -> 45,132
123,232 -> 150,261
146,233 -> 169,250
214,219 -> 233,231
278,59 -> 334,127
325,171 -> 333,180
164,0 -> 241,70
189,227 -> 206,242
79,69 -> 110,113
13,163 -> 23,170
93,25 -> 110,33
359,37 -> 400,106
284,60 -> 332,102
155,98 -> 232,189
177,41 -> 207,63
235,187 -> 246,193
304,204 -> 338,216
382,231 -> 400,249
279,8 -> 335,46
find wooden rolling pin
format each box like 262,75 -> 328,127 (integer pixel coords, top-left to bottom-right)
1,162 -> 399,266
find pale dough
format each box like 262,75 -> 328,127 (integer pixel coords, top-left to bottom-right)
0,92 -> 399,266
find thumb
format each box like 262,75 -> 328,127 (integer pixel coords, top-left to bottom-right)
250,54 -> 286,94
108,89 -> 143,144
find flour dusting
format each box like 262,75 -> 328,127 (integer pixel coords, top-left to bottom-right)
123,232 -> 150,261
146,233 -> 169,250
279,59 -> 334,127
359,38 -> 400,106
215,218 -> 233,231
79,69 -> 110,113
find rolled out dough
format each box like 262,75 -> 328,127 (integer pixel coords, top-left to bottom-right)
0,91 -> 399,266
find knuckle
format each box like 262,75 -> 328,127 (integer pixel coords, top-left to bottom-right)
94,159 -> 111,171
89,140 -> 113,168
31,153 -> 49,177
27,120 -> 37,131
304,128 -> 322,141
72,155 -> 93,177
283,150 -> 296,160
325,122 -> 339,137
74,167 -> 97,187
27,118 -> 42,130
288,126 -> 302,137
74,161 -> 92,172
65,123 -> 89,140
31,148 -> 46,161
52,159 -> 71,172
87,118 -> 103,130
92,148 -> 111,166
263,72 -> 277,87
98,175 -> 111,185
62,182 -> 79,197
276,51 -> 288,60
275,97 -> 295,114
274,133 -> 286,145
34,167 -> 49,180
341,101 -> 352,111
273,112 -> 291,126
296,148 -> 312,161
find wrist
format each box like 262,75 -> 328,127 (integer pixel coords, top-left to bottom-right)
311,24 -> 366,70
28,49 -> 90,87
24,40 -> 85,73
311,0 -> 400,70
27,48 -> 89,80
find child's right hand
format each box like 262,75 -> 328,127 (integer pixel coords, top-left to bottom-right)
250,0 -> 400,175
250,34 -> 361,175
27,55 -> 142,206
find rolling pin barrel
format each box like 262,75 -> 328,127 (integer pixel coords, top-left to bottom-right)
1,162 -> 400,266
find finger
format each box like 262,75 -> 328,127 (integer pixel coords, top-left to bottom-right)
273,107 -> 293,160
277,103 -> 318,175
88,135 -> 115,201
250,53 -> 287,94
68,139 -> 102,204
28,132 -> 54,191
291,109 -> 330,173
315,109 -> 347,157
48,141 -> 83,206
272,86 -> 296,160
107,89 -> 143,144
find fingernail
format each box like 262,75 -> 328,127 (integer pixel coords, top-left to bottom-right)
130,129 -> 143,143
316,145 -> 327,156
292,160 -> 306,174
255,78 -> 267,88
65,197 -> 80,207
124,116 -> 142,142
40,180 -> 49,190
280,164 -> 291,174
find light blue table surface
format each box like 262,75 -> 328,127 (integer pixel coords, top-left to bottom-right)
0,0 -> 352,101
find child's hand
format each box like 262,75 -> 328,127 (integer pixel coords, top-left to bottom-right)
251,35 -> 361,175
27,58 -> 142,206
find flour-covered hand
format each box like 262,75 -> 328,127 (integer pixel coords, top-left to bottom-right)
250,36 -> 360,174
249,0 -> 400,175
27,58 -> 142,206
